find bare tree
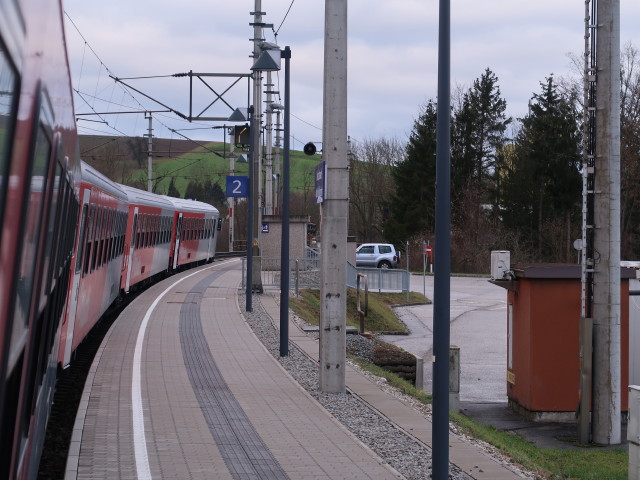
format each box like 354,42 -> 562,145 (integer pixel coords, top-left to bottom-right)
348,137 -> 405,243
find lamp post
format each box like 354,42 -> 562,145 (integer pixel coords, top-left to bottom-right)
246,106 -> 255,312
251,45 -> 290,356
279,46 -> 291,357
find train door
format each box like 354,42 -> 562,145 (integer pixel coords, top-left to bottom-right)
125,207 -> 138,293
62,190 -> 90,367
172,213 -> 183,269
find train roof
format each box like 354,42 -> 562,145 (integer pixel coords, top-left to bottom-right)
120,184 -> 175,209
80,161 -> 128,200
162,195 -> 219,215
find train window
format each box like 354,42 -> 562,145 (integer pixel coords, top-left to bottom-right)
132,213 -> 139,250
112,211 -> 119,258
109,208 -> 116,260
120,211 -> 126,254
104,208 -> 113,264
93,206 -> 102,271
138,214 -> 143,248
144,214 -> 149,248
102,207 -> 109,265
153,214 -> 158,246
76,204 -> 88,274
83,205 -> 94,276
0,41 -> 18,231
139,214 -> 145,248
50,167 -> 67,277
9,118 -> 52,371
143,214 -> 148,248
39,156 -> 62,303
111,210 -> 119,260
142,214 -> 147,248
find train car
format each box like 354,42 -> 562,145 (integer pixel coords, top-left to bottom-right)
121,185 -> 176,293
164,196 -> 220,270
58,162 -> 128,367
0,1 -> 223,477
0,0 -> 82,478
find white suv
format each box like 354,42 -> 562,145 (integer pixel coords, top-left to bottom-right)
355,243 -> 400,269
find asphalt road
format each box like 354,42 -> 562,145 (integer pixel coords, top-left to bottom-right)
380,274 -> 509,403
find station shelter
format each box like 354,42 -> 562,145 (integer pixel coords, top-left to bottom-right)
493,264 -> 634,421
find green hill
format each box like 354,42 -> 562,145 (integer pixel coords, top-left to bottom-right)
78,135 -> 322,198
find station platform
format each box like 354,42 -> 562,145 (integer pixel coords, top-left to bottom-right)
64,259 -> 524,480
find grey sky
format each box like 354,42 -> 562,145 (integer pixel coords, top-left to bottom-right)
63,1 -> 640,150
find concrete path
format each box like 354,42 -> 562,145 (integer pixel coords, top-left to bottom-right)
381,275 -> 508,403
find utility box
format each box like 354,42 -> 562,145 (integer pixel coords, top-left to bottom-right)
492,264 -> 633,421
490,250 -> 510,280
631,386 -> 640,480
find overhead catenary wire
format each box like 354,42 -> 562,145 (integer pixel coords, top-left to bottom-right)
64,7 -> 320,182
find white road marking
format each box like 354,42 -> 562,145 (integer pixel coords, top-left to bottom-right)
132,260 -> 237,479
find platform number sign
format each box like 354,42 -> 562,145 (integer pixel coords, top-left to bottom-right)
226,176 -> 249,197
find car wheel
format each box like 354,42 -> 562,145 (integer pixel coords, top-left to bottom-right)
378,260 -> 391,269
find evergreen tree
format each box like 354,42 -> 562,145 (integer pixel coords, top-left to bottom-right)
184,180 -> 205,201
167,176 -> 180,198
451,68 -> 510,211
501,76 -> 581,261
384,100 -> 437,245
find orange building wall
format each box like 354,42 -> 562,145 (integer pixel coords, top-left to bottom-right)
507,278 -> 629,413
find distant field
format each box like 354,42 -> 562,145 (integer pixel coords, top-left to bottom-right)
78,135 -> 323,197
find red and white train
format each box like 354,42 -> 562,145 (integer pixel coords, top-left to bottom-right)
0,1 -> 221,478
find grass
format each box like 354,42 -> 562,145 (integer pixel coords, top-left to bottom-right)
289,288 -> 429,333
350,357 -> 433,404
289,287 -> 629,480
451,412 -> 628,480
128,141 -> 323,197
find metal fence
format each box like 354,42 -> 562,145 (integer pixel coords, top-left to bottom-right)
241,254 -> 409,294
347,263 -> 409,292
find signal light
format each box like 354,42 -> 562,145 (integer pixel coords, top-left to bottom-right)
303,142 -> 317,156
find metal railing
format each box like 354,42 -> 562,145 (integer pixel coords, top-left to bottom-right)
241,256 -> 409,294
347,262 -> 409,292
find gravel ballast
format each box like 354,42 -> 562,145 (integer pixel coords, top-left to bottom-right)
240,293 -> 535,480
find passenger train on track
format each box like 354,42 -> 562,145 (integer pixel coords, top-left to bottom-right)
0,1 -> 221,478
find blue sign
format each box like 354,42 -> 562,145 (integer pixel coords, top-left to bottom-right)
262,222 -> 269,233
226,175 -> 249,197
315,161 -> 326,204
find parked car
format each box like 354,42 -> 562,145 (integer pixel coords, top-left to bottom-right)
355,243 -> 401,269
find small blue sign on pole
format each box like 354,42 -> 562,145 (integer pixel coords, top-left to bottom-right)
262,222 -> 269,234
226,175 -> 249,197
315,161 -> 326,204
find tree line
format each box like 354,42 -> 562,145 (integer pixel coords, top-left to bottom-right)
348,44 -> 640,273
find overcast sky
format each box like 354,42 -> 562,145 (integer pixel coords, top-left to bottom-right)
63,1 -> 640,151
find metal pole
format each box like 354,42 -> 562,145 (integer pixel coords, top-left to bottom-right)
251,0 -> 264,294
274,109 -> 282,214
432,0 -> 451,477
265,70 -> 274,215
246,105 -> 255,312
319,0 -> 348,393
146,113 -> 153,192
279,47 -> 291,357
406,240 -> 410,302
229,140 -> 235,252
593,0 -> 621,445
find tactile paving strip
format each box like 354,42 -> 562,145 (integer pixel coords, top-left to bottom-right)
179,272 -> 290,480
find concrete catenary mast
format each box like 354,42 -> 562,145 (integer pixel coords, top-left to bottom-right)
319,0 -> 348,393
592,0 -> 621,445
250,0 -> 264,293
581,0 -> 621,445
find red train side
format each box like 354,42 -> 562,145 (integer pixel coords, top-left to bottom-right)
59,163 -> 128,367
0,0 -> 81,477
0,2 -> 221,478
